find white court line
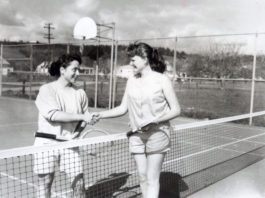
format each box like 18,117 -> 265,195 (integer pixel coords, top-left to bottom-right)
0,172 -> 37,189
186,130 -> 265,146
0,122 -> 37,128
0,97 -> 34,103
216,122 -> 265,132
0,171 -> 71,198
165,131 -> 265,166
176,139 -> 265,160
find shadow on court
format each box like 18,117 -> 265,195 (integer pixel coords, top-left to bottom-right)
159,172 -> 188,198
85,172 -> 140,198
85,171 -> 188,198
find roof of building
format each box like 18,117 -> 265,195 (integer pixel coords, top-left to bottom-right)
0,57 -> 10,65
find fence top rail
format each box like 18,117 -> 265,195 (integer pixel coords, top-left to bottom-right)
2,32 -> 265,47
179,77 -> 265,82
117,32 -> 265,42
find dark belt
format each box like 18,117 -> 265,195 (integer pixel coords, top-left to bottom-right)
127,123 -> 159,138
35,132 -> 57,140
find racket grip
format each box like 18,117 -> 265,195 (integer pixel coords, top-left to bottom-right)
74,121 -> 87,132
80,121 -> 86,128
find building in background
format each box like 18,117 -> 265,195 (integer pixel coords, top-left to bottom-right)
0,57 -> 13,75
79,66 -> 95,75
116,65 -> 133,78
35,61 -> 51,74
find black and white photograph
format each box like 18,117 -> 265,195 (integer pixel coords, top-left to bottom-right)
1,0 -> 265,197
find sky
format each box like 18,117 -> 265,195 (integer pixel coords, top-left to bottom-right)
0,0 -> 265,52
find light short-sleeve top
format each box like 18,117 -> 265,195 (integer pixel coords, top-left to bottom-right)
126,71 -> 170,132
35,81 -> 88,137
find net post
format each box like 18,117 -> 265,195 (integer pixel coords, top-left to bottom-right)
249,33 -> 258,125
0,44 -> 3,97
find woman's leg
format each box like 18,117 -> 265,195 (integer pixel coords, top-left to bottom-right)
37,173 -> 55,198
71,173 -> 85,198
133,154 -> 148,198
146,153 -> 166,198
61,148 -> 85,198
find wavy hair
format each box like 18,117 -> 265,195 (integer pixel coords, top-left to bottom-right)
49,54 -> 82,77
127,42 -> 166,73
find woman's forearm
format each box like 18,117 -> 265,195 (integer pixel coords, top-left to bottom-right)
100,106 -> 127,119
51,111 -> 84,122
155,108 -> 181,124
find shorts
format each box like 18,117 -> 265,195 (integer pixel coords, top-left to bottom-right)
128,122 -> 171,154
33,137 -> 83,180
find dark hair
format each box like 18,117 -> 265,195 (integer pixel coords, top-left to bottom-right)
127,42 -> 166,73
49,54 -> 82,77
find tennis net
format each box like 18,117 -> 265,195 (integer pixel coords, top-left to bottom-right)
1,111 -> 265,198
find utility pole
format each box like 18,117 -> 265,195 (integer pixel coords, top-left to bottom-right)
43,23 -> 55,44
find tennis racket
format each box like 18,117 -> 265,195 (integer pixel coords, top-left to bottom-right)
79,127 -> 113,157
79,128 -> 110,138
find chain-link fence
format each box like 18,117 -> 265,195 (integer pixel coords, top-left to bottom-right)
1,33 -> 265,121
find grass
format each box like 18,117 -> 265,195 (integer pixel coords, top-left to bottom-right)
2,78 -> 265,121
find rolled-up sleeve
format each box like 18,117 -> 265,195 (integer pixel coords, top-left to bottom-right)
35,85 -> 60,121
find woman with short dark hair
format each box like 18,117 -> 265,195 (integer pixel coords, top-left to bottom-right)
34,54 -> 95,198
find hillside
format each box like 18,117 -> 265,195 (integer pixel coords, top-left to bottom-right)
1,41 -> 264,79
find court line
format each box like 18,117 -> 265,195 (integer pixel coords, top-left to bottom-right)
177,139 -> 265,159
0,97 -> 34,103
0,122 -> 37,128
0,172 -> 37,189
217,122 -> 265,132
186,130 -> 265,146
0,171 -> 71,198
165,131 -> 265,165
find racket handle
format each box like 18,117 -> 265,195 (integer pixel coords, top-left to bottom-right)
74,121 -> 86,132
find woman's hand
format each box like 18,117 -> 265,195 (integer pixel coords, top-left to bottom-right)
91,112 -> 101,123
56,132 -> 81,141
82,112 -> 99,125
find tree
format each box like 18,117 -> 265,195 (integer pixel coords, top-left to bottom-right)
187,43 -> 244,78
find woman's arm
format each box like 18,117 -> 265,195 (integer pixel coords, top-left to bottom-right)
99,88 -> 128,119
51,111 -> 93,123
94,83 -> 129,120
154,76 -> 181,123
54,112 -> 92,141
36,85 -> 93,124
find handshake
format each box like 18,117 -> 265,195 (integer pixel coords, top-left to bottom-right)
82,112 -> 101,125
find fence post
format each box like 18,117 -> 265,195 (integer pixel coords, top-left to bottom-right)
249,33 -> 258,125
173,37 -> 178,87
29,44 -> 33,100
94,65 -> 98,108
108,23 -> 115,109
67,43 -> 70,54
0,44 -> 3,96
112,40 -> 118,108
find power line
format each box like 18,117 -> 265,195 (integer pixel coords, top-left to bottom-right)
43,23 -> 55,44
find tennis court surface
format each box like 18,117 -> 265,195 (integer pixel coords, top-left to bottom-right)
1,97 -> 265,197
187,158 -> 265,198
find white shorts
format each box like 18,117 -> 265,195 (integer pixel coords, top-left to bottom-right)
33,137 -> 83,180
129,122 -> 171,154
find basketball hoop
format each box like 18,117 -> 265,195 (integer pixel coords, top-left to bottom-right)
73,17 -> 97,40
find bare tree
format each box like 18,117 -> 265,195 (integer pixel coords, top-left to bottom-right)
187,42 -> 245,78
